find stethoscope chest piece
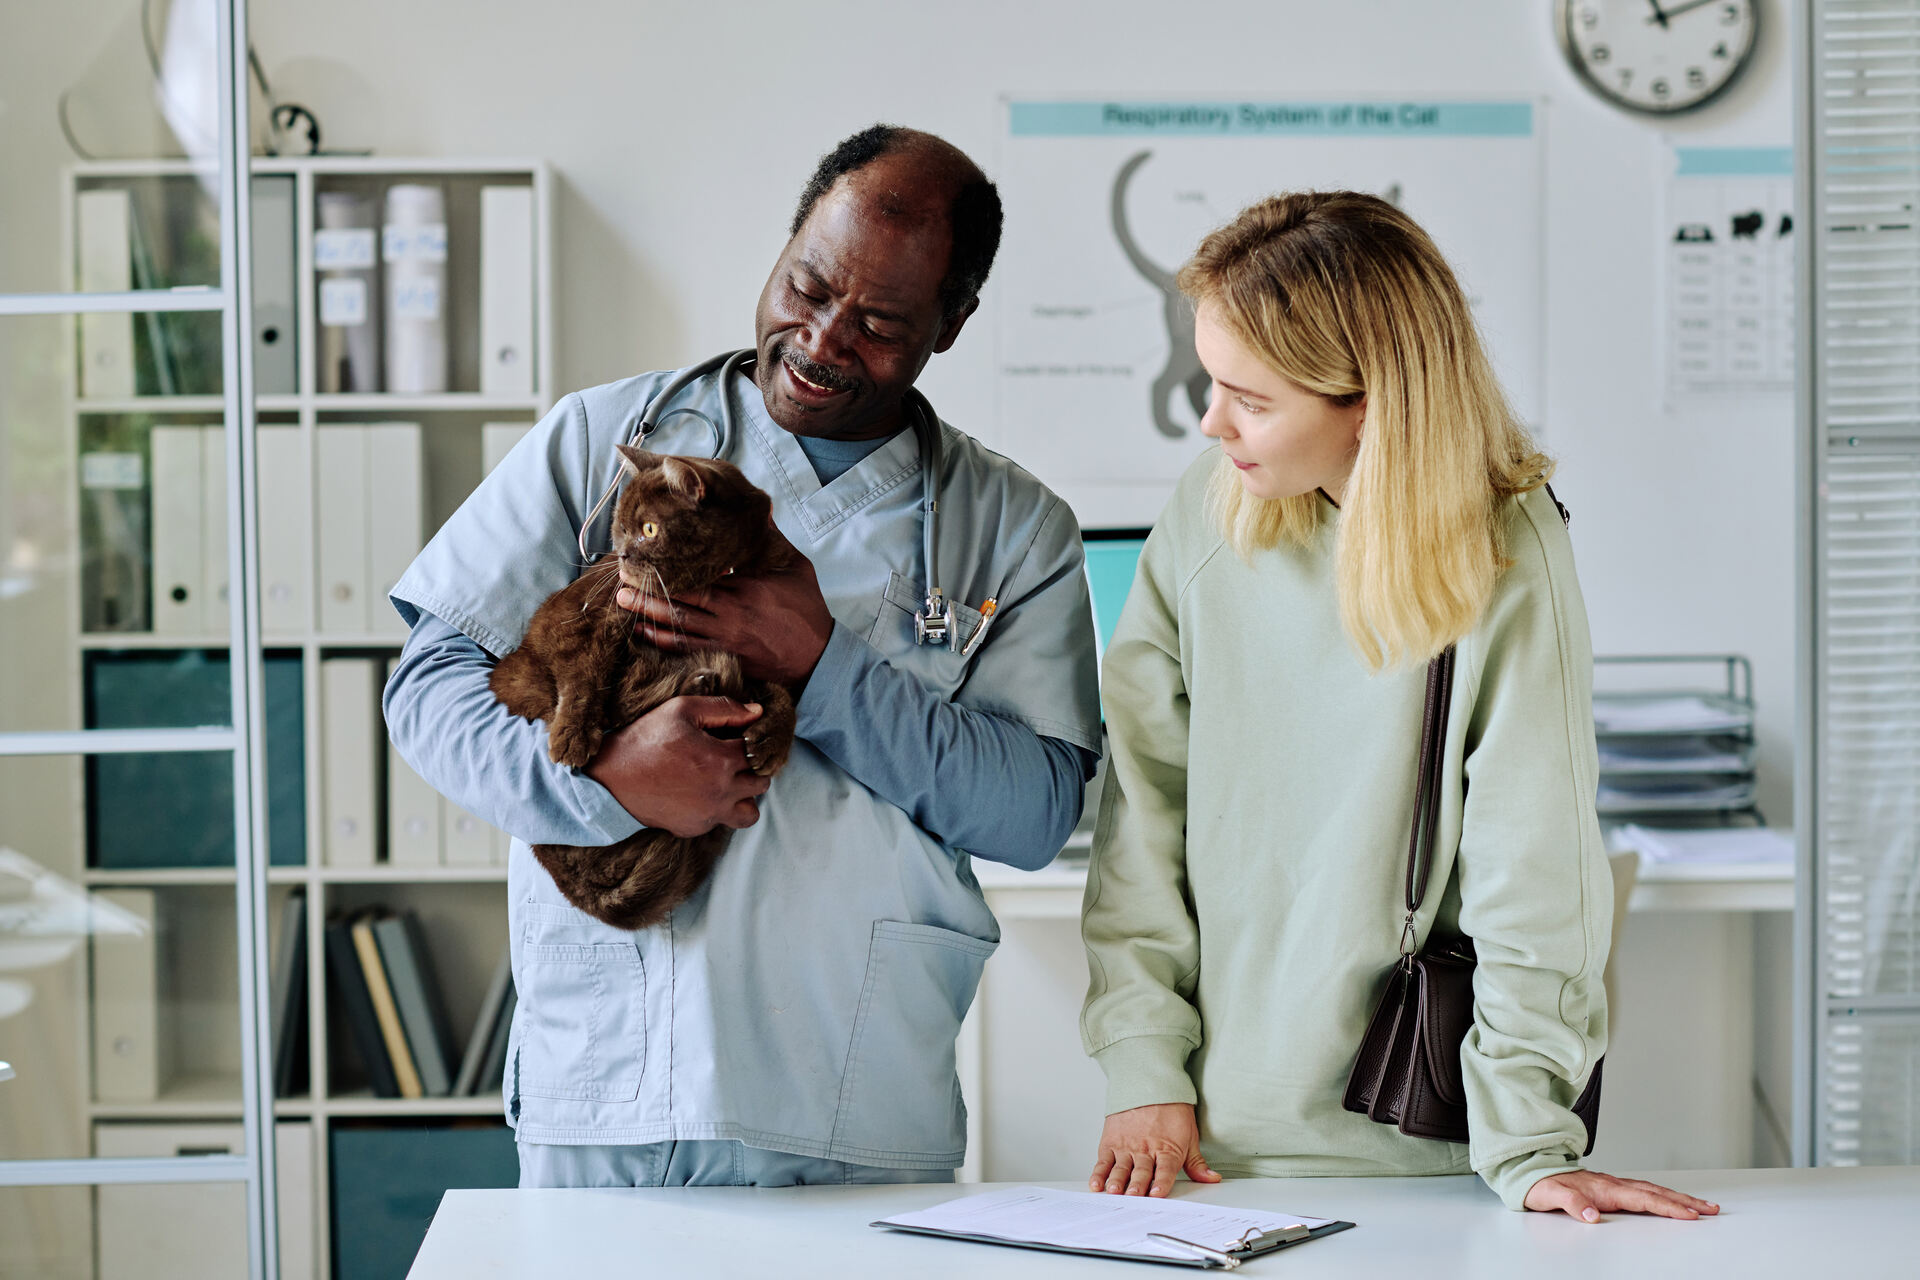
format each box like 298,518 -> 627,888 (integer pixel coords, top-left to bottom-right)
915,588 -> 955,651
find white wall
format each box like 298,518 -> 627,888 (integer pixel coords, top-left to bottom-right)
1,0 -> 1800,813
1,0 -> 1800,1188
245,0 -> 1801,824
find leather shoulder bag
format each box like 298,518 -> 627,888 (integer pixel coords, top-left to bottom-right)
1340,495 -> 1602,1151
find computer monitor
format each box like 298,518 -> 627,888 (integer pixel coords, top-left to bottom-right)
1082,528 -> 1150,669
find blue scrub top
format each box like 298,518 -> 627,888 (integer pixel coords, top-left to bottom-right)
390,361 -> 1101,1166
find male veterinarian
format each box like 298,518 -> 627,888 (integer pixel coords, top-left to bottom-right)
384,125 -> 1101,1187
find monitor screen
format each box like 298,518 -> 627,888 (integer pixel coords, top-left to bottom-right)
1082,529 -> 1150,662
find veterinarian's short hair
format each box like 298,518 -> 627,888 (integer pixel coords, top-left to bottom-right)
789,124 -> 1003,320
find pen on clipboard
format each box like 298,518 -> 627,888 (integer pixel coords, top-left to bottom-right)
1148,1232 -> 1241,1268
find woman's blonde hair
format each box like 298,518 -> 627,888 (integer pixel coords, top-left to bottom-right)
1177,191 -> 1553,671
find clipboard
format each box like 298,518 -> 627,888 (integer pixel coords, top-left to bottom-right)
875,1217 -> 1355,1269
871,1186 -> 1355,1269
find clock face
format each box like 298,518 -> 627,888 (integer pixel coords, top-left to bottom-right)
1558,0 -> 1759,115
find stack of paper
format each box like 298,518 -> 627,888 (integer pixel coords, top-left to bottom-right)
1616,824 -> 1795,866
1597,779 -> 1756,811
875,1186 -> 1346,1267
1593,695 -> 1750,735
1597,739 -> 1750,773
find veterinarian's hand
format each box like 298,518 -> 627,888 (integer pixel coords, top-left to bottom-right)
616,529 -> 833,686
586,696 -> 772,837
1524,1170 -> 1719,1222
1089,1103 -> 1221,1198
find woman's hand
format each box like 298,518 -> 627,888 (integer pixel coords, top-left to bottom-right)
1524,1170 -> 1720,1222
1088,1103 -> 1223,1197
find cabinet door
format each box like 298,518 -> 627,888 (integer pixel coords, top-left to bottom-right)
94,1122 -> 315,1280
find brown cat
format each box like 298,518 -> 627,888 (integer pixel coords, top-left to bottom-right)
489,445 -> 798,929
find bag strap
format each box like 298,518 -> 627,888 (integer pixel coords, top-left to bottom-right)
1397,483 -> 1568,952
1400,646 -> 1457,954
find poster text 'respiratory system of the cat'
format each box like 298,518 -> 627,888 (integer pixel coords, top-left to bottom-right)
996,99 -> 1544,526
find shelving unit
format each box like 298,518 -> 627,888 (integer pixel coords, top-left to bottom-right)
62,156 -> 553,1280
1591,654 -> 1763,824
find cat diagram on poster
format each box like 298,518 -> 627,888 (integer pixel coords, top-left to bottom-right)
996,100 -> 1544,525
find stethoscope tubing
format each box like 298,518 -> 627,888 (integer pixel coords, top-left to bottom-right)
576,350 -> 949,634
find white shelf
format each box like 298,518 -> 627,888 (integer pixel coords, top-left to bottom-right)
76,393 -> 540,415
79,632 -> 233,649
62,156 -> 550,1280
85,867 -> 243,887
310,864 -> 507,884
974,854 -> 1795,920
75,156 -> 547,179
315,393 -> 543,413
78,632 -> 405,649
84,865 -> 511,885
77,396 -> 227,415
88,1074 -> 316,1120
320,1093 -> 502,1118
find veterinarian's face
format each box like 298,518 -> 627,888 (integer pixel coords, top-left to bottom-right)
1194,303 -> 1365,504
754,159 -> 973,441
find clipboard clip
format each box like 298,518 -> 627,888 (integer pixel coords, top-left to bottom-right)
1148,1222 -> 1313,1269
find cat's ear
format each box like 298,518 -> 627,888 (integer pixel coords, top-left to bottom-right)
614,443 -> 655,479
659,456 -> 707,502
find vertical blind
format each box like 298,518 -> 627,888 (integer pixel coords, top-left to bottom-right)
1813,0 -> 1920,1167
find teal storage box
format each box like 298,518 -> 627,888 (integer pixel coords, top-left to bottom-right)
329,1123 -> 517,1280
85,648 -> 305,867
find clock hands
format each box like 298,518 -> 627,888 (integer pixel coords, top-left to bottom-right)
1648,0 -> 1723,23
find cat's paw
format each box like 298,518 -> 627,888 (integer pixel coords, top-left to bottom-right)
741,707 -> 795,777
547,720 -> 601,770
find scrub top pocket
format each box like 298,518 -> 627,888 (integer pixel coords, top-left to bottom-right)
866,572 -> 985,699
515,902 -> 646,1103
830,919 -> 996,1162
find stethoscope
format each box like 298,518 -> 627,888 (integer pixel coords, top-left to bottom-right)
579,349 -> 993,653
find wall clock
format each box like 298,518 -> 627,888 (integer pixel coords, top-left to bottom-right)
1556,0 -> 1760,115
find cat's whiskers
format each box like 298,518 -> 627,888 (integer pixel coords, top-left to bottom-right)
647,564 -> 690,645
577,560 -> 622,615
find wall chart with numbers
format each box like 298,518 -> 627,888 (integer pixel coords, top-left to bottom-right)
1662,145 -> 1795,402
995,99 -> 1544,527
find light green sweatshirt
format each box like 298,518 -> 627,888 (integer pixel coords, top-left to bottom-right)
1081,451 -> 1611,1211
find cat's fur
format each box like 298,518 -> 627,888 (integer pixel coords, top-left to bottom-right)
489,445 -> 797,930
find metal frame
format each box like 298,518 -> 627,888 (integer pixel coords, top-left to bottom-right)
0,2 -> 281,1273
1790,0 -> 1818,1171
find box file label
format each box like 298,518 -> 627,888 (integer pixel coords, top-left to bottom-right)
314,226 -> 377,270
83,452 -> 144,489
319,276 -> 368,327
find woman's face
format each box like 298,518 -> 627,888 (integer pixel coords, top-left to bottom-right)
1194,302 -> 1365,503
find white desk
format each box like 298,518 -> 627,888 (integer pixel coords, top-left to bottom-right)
973,847 -> 1796,920
410,1167 -> 1912,1279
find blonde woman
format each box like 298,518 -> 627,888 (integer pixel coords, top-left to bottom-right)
1081,192 -> 1715,1222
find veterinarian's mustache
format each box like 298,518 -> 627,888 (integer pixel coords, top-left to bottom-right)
777,346 -> 857,394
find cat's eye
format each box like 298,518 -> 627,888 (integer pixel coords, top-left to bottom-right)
641,521 -> 659,539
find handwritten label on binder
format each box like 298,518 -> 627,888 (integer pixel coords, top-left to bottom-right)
391,277 -> 443,321
383,224 -> 449,265
315,228 -> 377,270
320,277 -> 369,327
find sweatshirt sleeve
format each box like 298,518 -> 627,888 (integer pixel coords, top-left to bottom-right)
1079,518 -> 1206,1115
1455,493 -> 1614,1210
